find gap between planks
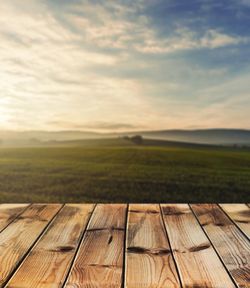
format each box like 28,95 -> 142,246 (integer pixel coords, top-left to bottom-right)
64,204 -> 127,288
125,204 -> 181,288
219,204 -> 250,240
161,204 -> 235,288
0,204 -> 31,233
6,204 -> 95,288
191,204 -> 250,288
0,204 -> 64,288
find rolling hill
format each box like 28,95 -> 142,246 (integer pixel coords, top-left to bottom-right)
0,128 -> 250,146
134,129 -> 250,145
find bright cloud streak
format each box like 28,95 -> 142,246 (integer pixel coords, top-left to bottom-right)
0,0 -> 249,131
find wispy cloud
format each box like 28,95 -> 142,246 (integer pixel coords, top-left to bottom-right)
66,2 -> 247,54
134,28 -> 248,54
239,0 -> 250,6
47,120 -> 141,131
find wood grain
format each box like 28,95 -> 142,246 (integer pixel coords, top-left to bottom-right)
191,204 -> 250,288
0,203 -> 249,287
0,204 -> 29,233
161,204 -> 235,288
6,204 -> 94,288
0,204 -> 61,287
220,204 -> 250,239
125,204 -> 180,288
65,204 -> 127,288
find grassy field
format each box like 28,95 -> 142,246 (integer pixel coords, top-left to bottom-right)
0,138 -> 249,202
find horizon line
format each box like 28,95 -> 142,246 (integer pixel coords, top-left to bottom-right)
1,127 -> 250,134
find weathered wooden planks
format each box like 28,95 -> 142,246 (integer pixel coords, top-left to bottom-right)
65,204 -> 127,288
0,204 -> 62,287
125,204 -> 180,288
220,204 -> 250,239
161,204 -> 235,288
0,204 -> 29,232
191,204 -> 250,288
6,204 -> 94,288
0,203 -> 249,288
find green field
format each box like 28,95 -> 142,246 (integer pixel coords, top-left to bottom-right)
0,139 -> 249,202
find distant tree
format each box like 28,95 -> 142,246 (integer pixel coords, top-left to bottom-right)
130,135 -> 143,145
29,138 -> 41,144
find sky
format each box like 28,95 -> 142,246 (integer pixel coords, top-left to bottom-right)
0,0 -> 250,132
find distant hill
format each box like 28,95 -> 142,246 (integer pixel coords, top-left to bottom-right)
121,129 -> 250,146
0,130 -> 105,146
44,138 -> 234,150
0,129 -> 250,146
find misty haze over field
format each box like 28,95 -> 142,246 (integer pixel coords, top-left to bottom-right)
1,129 -> 250,147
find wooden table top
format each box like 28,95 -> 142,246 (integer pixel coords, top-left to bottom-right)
0,203 -> 249,288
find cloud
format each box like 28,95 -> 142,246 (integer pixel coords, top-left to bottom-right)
135,28 -> 248,54
47,120 -> 141,131
200,29 -> 247,48
65,2 -> 246,54
239,0 -> 250,6
0,1 -> 150,130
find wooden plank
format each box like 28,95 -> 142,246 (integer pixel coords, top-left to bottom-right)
0,204 -> 29,232
220,204 -> 250,239
6,204 -> 94,288
161,204 -> 235,288
65,204 -> 127,288
0,204 -> 62,287
191,204 -> 250,288
125,204 -> 180,288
